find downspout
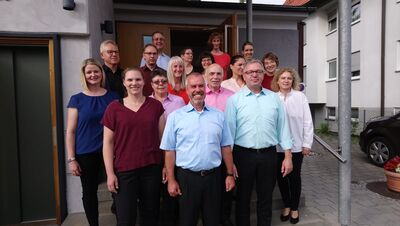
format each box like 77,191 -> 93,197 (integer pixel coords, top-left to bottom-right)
246,0 -> 253,42
298,22 -> 305,81
380,0 -> 386,116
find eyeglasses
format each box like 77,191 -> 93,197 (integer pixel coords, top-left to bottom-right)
244,70 -> 264,75
144,52 -> 158,56
106,50 -> 119,55
152,79 -> 168,85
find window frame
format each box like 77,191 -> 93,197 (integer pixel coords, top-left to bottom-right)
326,107 -> 336,120
327,58 -> 337,81
351,1 -> 361,24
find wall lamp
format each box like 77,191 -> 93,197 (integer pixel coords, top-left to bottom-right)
101,20 -> 114,34
63,0 -> 75,11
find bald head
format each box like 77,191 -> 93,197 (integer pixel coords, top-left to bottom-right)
205,63 -> 223,91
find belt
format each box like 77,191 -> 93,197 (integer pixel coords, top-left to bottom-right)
177,167 -> 218,177
234,145 -> 276,153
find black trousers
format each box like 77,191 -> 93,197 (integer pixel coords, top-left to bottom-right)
160,180 -> 179,226
233,145 -> 277,226
176,167 -> 221,226
220,162 -> 233,223
76,151 -> 105,226
114,164 -> 162,226
276,152 -> 304,211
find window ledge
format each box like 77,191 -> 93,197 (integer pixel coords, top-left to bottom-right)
351,76 -> 360,81
326,29 -> 337,36
395,70 -> 400,73
351,19 -> 360,26
326,78 -> 337,82
325,117 -> 336,121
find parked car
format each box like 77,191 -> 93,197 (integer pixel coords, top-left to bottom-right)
359,112 -> 400,166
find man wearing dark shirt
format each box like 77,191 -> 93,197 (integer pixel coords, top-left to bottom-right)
100,40 -> 124,98
140,43 -> 166,97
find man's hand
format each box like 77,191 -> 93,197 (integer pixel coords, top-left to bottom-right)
167,179 -> 182,197
225,175 -> 235,192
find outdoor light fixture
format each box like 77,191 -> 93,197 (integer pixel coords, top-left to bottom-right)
101,20 -> 114,34
63,0 -> 75,11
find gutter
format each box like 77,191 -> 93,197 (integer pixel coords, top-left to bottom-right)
380,0 -> 386,116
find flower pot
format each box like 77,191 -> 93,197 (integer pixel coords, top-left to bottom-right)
384,169 -> 400,192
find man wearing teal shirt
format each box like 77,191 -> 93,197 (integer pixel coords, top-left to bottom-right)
161,72 -> 235,226
225,59 -> 293,226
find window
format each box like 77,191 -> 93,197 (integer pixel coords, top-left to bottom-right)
351,108 -> 359,120
143,35 -> 152,47
351,1 -> 361,23
397,40 -> 400,72
351,51 -> 360,78
328,59 -> 337,79
328,10 -> 337,32
327,107 -> 336,120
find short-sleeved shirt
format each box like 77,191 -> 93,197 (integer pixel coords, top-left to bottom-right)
67,91 -> 119,155
102,97 -> 165,172
160,103 -> 233,171
140,65 -> 166,97
168,84 -> 190,104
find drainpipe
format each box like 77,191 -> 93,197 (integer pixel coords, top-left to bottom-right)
380,0 -> 386,116
246,0 -> 253,42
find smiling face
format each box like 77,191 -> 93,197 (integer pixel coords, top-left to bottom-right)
100,43 -> 120,67
230,57 -> 245,77
242,44 -> 254,60
152,32 -> 165,52
206,64 -> 223,90
201,57 -> 212,70
243,62 -> 265,92
172,62 -> 184,78
186,73 -> 206,108
123,70 -> 144,96
84,64 -> 103,87
277,71 -> 294,92
151,75 -> 168,96
263,58 -> 277,75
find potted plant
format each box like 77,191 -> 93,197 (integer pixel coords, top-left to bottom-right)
383,156 -> 400,192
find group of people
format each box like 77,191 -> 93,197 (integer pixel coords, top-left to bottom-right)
65,30 -> 314,226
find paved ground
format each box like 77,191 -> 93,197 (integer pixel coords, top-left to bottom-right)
62,134 -> 400,226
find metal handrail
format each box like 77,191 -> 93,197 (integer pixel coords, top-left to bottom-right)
313,134 -> 347,163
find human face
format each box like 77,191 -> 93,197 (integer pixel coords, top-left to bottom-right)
206,64 -> 223,90
151,75 -> 168,95
172,62 -> 184,78
186,75 -> 206,107
263,58 -> 277,75
84,64 -> 103,87
277,71 -> 294,92
212,38 -> 221,50
152,33 -> 165,51
243,62 -> 264,92
123,70 -> 144,96
181,49 -> 193,63
143,46 -> 158,67
201,57 -> 212,70
230,58 -> 245,77
101,43 -> 120,66
242,44 -> 254,60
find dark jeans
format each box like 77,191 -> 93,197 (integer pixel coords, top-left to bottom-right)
76,151 -> 105,226
276,152 -> 304,211
233,145 -> 277,226
176,167 -> 221,226
114,164 -> 162,226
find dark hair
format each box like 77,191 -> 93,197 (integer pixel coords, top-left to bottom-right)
262,52 -> 279,67
207,32 -> 223,50
194,51 -> 215,73
241,41 -> 254,51
180,47 -> 193,56
150,68 -> 167,80
227,55 -> 245,79
143,43 -> 157,53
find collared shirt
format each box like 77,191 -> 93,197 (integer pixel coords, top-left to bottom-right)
140,65 -> 166,97
205,85 -> 234,112
221,78 -> 245,93
140,52 -> 171,70
102,64 -> 124,98
277,89 -> 313,153
225,86 -> 292,150
160,103 -> 233,171
149,93 -> 185,118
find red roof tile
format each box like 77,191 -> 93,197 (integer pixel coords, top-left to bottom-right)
284,0 -> 310,6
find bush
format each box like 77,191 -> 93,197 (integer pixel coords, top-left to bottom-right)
316,122 -> 330,135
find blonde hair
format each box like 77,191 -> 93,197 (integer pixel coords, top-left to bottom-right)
271,68 -> 301,92
100,40 -> 117,53
80,58 -> 106,90
167,56 -> 186,88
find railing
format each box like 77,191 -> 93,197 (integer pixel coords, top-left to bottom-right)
313,134 -> 347,163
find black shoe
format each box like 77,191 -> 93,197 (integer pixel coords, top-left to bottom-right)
280,213 -> 290,222
221,219 -> 234,226
290,215 -> 299,224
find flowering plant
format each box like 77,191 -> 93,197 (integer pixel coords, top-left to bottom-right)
384,156 -> 400,173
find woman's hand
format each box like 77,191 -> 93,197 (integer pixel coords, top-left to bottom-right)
69,160 -> 81,176
107,174 -> 119,193
302,147 -> 311,156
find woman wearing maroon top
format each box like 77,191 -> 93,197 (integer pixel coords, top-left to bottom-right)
262,52 -> 279,90
208,32 -> 231,80
102,67 -> 165,226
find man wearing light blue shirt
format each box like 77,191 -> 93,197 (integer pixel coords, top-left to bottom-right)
160,72 -> 235,226
225,59 -> 293,226
140,31 -> 170,70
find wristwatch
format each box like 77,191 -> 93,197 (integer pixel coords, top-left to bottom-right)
67,157 -> 76,163
226,173 -> 234,177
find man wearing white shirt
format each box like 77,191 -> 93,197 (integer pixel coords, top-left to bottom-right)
140,31 -> 170,70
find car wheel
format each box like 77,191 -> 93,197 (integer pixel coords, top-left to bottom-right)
367,137 -> 393,166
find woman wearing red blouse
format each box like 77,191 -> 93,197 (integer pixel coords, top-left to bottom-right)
102,67 -> 166,226
208,32 -> 231,80
167,56 -> 190,103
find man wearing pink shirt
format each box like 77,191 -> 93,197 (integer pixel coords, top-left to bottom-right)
204,63 -> 235,226
205,64 -> 234,112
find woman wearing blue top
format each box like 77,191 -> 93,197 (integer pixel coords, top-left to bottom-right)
66,58 -> 119,226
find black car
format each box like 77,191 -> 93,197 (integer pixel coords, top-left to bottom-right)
359,112 -> 400,166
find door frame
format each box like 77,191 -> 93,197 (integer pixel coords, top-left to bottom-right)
0,34 -> 66,225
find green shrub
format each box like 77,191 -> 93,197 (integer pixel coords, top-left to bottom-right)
316,122 -> 330,135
